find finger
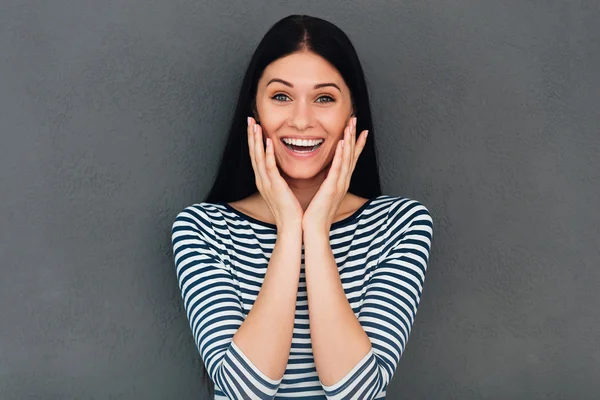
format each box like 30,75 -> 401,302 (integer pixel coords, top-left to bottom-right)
254,124 -> 270,188
347,129 -> 367,188
248,118 -> 260,182
248,118 -> 256,168
354,129 -> 368,159
349,118 -> 356,173
326,136 -> 344,190
349,129 -> 367,172
346,118 -> 358,187
339,124 -> 352,189
328,139 -> 344,182
265,135 -> 279,179
348,115 -> 364,162
350,117 -> 356,160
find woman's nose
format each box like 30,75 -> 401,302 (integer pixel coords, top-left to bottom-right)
289,100 -> 314,130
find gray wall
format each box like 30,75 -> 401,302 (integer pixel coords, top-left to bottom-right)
1,1 -> 599,399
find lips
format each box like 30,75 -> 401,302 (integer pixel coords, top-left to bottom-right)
280,136 -> 325,141
281,138 -> 323,151
280,138 -> 324,158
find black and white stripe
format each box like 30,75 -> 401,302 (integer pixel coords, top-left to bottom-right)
172,195 -> 433,399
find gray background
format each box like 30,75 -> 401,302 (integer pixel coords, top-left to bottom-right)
1,1 -> 599,399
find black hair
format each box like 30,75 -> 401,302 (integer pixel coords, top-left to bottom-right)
200,14 -> 382,396
204,14 -> 382,205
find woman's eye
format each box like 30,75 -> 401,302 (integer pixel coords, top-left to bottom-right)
271,94 -> 335,103
272,94 -> 290,102
316,95 -> 334,103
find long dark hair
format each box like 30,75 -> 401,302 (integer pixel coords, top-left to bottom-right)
200,14 -> 382,396
204,14 -> 382,206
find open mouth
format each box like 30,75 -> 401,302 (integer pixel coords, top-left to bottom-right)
281,138 -> 324,154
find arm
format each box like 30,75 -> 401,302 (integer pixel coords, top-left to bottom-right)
172,205 -> 302,399
304,200 -> 433,399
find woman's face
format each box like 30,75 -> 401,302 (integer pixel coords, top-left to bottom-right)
254,51 -> 354,182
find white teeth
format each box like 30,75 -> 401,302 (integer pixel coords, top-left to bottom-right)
282,138 -> 324,147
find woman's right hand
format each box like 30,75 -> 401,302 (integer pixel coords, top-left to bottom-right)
247,117 -> 303,231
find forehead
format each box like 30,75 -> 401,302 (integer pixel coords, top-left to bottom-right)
261,51 -> 346,89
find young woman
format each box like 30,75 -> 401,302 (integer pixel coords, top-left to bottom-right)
171,14 -> 433,399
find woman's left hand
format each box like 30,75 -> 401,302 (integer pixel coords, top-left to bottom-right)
302,117 -> 369,234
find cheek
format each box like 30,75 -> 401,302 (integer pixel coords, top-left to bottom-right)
318,113 -> 348,138
258,104 -> 287,134
259,123 -> 280,144
314,103 -> 347,122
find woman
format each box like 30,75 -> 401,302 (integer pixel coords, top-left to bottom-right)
171,14 -> 433,399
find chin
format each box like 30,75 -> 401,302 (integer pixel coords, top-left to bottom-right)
280,165 -> 324,181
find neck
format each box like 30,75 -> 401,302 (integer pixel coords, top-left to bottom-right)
247,166 -> 356,224
282,168 -> 328,211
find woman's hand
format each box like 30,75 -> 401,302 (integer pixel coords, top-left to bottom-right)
302,117 -> 368,234
248,117 -> 304,231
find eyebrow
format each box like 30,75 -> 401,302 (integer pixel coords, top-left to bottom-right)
266,78 -> 341,92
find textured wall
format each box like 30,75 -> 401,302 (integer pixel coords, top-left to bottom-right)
1,1 -> 599,399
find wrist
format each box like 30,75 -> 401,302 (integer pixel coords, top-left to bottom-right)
302,225 -> 330,240
276,222 -> 303,237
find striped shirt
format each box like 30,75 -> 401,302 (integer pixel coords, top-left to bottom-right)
171,195 -> 433,399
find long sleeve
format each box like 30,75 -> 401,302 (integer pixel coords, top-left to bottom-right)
319,199 -> 434,399
171,205 -> 283,399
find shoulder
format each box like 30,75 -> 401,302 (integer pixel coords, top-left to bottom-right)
378,195 -> 433,234
171,202 -> 230,264
172,202 -> 226,236
375,195 -> 434,266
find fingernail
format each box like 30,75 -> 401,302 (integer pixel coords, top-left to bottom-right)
247,117 -> 251,126
353,117 -> 357,127
266,137 -> 271,147
254,125 -> 258,133
365,130 -> 369,139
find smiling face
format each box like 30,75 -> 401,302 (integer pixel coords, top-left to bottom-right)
254,50 -> 354,183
